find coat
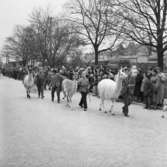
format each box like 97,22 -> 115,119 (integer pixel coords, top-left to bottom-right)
157,74 -> 166,104
35,71 -> 46,87
78,78 -> 89,93
50,73 -> 66,90
121,74 -> 136,105
151,75 -> 160,105
134,72 -> 143,97
143,78 -> 153,97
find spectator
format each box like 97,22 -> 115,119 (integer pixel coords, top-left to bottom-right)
143,73 -> 153,109
121,67 -> 136,117
134,69 -> 143,102
151,69 -> 160,109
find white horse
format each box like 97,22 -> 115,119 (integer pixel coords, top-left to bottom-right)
62,73 -> 78,107
98,68 -> 127,114
23,72 -> 34,98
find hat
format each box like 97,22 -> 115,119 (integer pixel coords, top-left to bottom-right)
122,67 -> 128,71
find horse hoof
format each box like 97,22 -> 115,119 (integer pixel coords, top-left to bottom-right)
104,111 -> 107,114
161,115 -> 165,118
111,113 -> 115,116
99,108 -> 102,111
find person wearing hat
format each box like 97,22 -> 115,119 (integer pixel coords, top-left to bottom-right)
121,67 -> 136,117
78,72 -> 90,111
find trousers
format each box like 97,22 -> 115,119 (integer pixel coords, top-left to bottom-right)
37,84 -> 44,98
79,92 -> 88,109
51,86 -> 61,103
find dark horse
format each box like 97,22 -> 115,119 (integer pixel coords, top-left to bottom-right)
50,73 -> 66,103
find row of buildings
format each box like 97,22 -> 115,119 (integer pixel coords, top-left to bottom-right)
2,43 -> 167,71
84,43 -> 167,71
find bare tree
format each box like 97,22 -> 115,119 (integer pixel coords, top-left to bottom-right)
30,8 -> 84,67
66,0 -> 123,65
117,0 -> 167,70
1,7 -> 92,68
2,25 -> 38,66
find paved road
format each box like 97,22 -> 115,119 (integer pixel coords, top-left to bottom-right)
1,76 -> 167,167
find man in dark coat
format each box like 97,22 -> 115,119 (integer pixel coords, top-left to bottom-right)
50,70 -> 66,103
121,68 -> 136,117
134,69 -> 143,102
35,68 -> 46,99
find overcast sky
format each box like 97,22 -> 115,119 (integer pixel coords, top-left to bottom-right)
0,0 -> 68,51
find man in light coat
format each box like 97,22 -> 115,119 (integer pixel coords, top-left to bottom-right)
121,67 -> 136,117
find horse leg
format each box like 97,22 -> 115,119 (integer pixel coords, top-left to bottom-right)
51,87 -> 55,102
99,99 -> 106,113
103,100 -> 107,113
27,88 -> 30,98
69,96 -> 72,108
109,100 -> 115,115
67,95 -> 71,107
26,89 -> 29,98
62,91 -> 66,100
70,96 -> 75,110
29,88 -> 31,98
99,99 -> 103,111
99,99 -> 105,112
65,94 -> 68,107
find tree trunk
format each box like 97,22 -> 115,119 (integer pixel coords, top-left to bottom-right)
94,46 -> 99,65
157,45 -> 164,71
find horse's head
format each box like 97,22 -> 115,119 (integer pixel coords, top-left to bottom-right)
27,73 -> 34,82
131,65 -> 138,77
118,68 -> 127,80
73,72 -> 78,80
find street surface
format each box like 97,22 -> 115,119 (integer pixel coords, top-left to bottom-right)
1,76 -> 167,167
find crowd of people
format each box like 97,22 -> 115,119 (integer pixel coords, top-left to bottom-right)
134,67 -> 167,110
1,64 -> 167,113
